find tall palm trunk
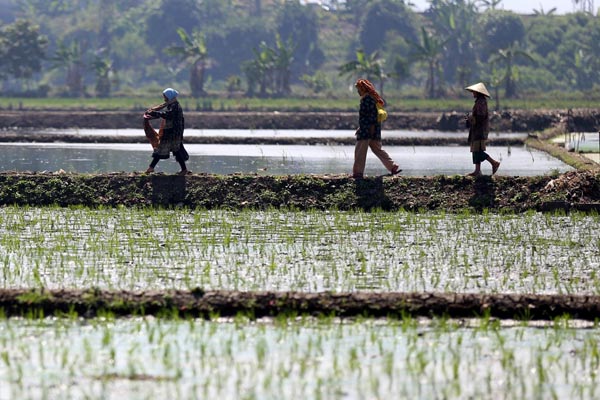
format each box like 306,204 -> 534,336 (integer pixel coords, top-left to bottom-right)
428,60 -> 435,99
190,61 -> 206,97
504,58 -> 515,98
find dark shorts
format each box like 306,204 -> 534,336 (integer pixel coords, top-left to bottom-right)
472,151 -> 489,164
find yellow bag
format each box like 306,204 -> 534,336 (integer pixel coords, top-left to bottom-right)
376,103 -> 388,123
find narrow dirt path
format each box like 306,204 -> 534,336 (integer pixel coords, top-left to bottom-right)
2,288 -> 599,320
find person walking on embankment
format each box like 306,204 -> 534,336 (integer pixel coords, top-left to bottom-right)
464,82 -> 500,177
143,87 -> 190,175
352,78 -> 401,179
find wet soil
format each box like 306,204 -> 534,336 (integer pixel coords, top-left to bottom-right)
1,108 -> 599,132
2,288 -> 600,321
0,170 -> 598,212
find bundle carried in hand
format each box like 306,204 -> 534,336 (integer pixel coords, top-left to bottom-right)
376,103 -> 388,123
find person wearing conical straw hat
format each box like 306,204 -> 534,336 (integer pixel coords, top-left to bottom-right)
352,78 -> 401,179
464,82 -> 500,176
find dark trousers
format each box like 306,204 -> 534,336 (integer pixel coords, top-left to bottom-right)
150,151 -> 187,170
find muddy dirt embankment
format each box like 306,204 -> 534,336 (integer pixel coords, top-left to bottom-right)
0,170 -> 598,212
2,288 -> 600,320
1,108 -> 599,131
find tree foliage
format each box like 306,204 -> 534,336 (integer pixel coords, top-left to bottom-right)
358,0 -> 418,55
275,1 -> 324,77
339,49 -> 387,94
0,0 -> 598,99
479,10 -> 526,60
0,19 -> 47,84
165,28 -> 211,98
410,27 -> 449,98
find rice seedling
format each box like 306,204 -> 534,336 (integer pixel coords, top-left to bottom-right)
1,206 -> 597,294
0,205 -> 598,398
0,208 -> 599,293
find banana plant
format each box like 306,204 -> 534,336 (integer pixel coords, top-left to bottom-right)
339,49 -> 387,96
165,28 -> 211,97
409,27 -> 449,98
489,43 -> 535,98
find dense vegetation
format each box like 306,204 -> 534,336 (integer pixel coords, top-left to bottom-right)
1,0 -> 599,104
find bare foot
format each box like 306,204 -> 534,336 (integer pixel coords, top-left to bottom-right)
466,171 -> 481,177
145,167 -> 154,173
177,170 -> 191,176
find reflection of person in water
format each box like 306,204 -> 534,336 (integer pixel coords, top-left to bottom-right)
143,88 -> 190,175
465,82 -> 500,177
352,79 -> 400,179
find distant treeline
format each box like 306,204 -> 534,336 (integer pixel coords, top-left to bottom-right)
0,0 -> 598,100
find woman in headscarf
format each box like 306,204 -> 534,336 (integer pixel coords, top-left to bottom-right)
352,78 -> 400,179
144,87 -> 190,175
465,82 -> 500,176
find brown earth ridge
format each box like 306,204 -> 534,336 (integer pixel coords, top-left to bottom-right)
0,170 -> 598,212
1,108 -> 599,131
2,288 -> 600,321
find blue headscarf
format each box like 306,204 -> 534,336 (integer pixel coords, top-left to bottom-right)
163,88 -> 179,101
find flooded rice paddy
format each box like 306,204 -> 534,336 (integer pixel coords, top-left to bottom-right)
1,207 -> 598,400
0,142 -> 573,177
0,129 -> 594,399
0,129 -> 572,176
1,207 -> 597,294
1,316 -> 599,399
552,132 -> 600,153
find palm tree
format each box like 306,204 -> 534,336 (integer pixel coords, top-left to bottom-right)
489,43 -> 535,98
49,40 -> 85,97
273,34 -> 295,96
427,0 -> 479,88
477,0 -> 503,10
572,0 -> 595,14
339,49 -> 386,95
165,28 -> 210,98
488,66 -> 505,110
410,27 -> 448,99
243,41 -> 276,98
92,55 -> 113,98
533,6 -> 557,15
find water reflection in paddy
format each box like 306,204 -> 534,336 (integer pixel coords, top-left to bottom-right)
26,128 -> 530,140
0,142 -> 572,176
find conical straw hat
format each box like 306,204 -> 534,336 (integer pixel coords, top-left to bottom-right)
465,82 -> 491,98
